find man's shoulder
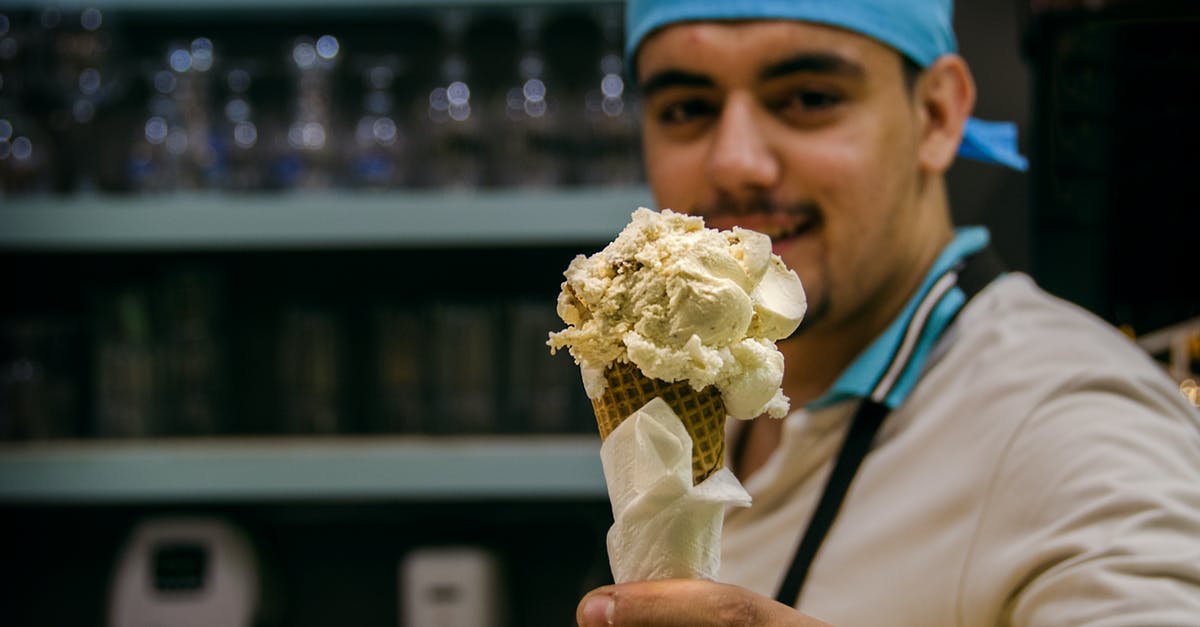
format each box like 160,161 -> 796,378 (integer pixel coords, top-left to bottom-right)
924,272 -> 1194,416
955,273 -> 1153,372
911,273 -> 1199,468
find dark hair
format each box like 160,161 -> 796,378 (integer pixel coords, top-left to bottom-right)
901,55 -> 923,91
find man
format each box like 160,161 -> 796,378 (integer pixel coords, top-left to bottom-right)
577,1 -> 1200,625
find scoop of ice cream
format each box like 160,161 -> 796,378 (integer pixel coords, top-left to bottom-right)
548,207 -> 806,419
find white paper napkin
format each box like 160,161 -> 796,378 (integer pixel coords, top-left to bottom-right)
599,397 -> 752,583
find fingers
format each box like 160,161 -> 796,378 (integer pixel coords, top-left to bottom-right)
576,579 -> 833,627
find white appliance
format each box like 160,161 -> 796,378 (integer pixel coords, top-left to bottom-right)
108,516 -> 262,627
400,546 -> 504,627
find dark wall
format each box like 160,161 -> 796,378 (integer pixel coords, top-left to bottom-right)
951,1 -> 1199,334
949,1 -> 1033,272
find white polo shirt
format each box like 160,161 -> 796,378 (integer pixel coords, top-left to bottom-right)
721,237 -> 1200,625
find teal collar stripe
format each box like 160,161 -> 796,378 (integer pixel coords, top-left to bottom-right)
809,226 -> 991,410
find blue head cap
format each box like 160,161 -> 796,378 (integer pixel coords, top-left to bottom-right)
625,0 -> 1028,171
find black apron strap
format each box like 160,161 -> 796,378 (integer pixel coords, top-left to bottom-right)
773,245 -> 1004,607
772,398 -> 887,603
956,244 -> 1006,303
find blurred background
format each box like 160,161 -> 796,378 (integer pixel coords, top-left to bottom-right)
0,1 -> 1196,626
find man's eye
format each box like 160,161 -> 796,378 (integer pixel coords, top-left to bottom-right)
657,99 -> 717,125
798,90 -> 841,108
783,89 -> 842,111
770,88 -> 844,126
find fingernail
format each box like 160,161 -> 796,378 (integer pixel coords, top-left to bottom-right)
581,593 -> 614,626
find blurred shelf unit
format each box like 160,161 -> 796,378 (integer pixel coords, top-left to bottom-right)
0,187 -> 651,250
0,1 -> 643,196
0,188 -> 641,448
0,0 -> 640,515
1,3 -> 624,626
0,0 -> 648,454
0,435 -> 607,504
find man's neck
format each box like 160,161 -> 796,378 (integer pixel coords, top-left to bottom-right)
778,325 -> 870,407
780,227 -> 954,407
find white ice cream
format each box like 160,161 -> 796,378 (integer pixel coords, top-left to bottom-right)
548,207 -> 806,419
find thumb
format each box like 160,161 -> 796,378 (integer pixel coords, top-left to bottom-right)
577,580 -> 832,627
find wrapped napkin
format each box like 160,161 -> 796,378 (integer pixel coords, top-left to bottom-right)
599,397 -> 752,582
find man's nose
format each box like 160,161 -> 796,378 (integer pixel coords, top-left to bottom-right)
705,95 -> 780,198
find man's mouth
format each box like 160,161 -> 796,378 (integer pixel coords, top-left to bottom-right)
699,202 -> 823,252
757,215 -> 818,242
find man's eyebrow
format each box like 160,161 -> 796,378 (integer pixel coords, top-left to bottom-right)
638,53 -> 865,96
638,69 -> 715,98
760,52 -> 866,82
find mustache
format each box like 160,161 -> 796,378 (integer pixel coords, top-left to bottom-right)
691,194 -> 823,221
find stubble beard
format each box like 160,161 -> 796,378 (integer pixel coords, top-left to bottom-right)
787,288 -> 828,340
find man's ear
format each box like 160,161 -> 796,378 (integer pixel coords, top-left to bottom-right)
915,54 -> 976,173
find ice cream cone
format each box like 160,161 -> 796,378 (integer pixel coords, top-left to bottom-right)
592,360 -> 727,485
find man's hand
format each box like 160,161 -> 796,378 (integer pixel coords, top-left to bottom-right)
576,579 -> 833,626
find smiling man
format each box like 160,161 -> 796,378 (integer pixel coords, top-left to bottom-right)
576,1 -> 1200,626
639,18 -> 963,410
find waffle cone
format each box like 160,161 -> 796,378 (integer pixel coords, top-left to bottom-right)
592,360 -> 727,485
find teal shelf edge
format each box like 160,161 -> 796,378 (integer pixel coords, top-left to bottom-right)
0,435 -> 608,504
0,187 -> 652,251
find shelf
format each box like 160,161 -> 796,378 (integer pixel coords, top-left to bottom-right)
0,187 -> 651,251
0,435 -> 608,504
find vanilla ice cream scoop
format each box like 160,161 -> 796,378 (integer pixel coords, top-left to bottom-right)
548,207 -> 806,420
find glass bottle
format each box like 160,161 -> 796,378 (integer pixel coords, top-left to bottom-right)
419,9 -> 485,189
